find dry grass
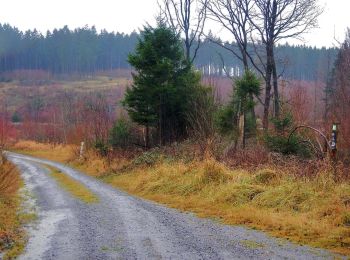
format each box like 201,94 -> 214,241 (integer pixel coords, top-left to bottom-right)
13,140 -> 131,178
12,140 -> 77,163
11,141 -> 350,256
105,159 -> 350,256
0,160 -> 27,259
47,165 -> 98,204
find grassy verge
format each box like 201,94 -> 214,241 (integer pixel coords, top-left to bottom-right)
46,165 -> 98,204
104,159 -> 350,255
12,141 -> 350,256
12,140 -> 111,177
12,141 -> 76,163
0,159 -> 30,259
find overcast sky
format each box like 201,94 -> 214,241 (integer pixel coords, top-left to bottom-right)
0,0 -> 348,48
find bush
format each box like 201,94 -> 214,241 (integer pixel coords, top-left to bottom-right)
132,149 -> 161,166
254,169 -> 277,184
94,140 -> 108,157
109,118 -> 131,148
11,112 -> 21,123
215,105 -> 236,136
265,113 -> 312,158
200,159 -> 229,184
265,134 -> 312,158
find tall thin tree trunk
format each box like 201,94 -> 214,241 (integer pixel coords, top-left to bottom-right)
145,125 -> 150,148
263,43 -> 274,130
263,72 -> 272,130
272,63 -> 279,119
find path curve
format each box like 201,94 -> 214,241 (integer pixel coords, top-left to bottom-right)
7,152 -> 339,260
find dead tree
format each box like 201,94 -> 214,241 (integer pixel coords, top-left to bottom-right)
160,0 -> 207,64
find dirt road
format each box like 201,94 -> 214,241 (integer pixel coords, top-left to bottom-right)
7,152 -> 340,259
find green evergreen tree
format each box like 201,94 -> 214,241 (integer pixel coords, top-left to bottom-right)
123,22 -> 199,147
216,70 -> 261,148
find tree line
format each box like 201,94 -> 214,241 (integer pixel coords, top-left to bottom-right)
0,23 -> 337,81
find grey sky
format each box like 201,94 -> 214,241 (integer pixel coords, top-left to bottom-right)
0,0 -> 348,47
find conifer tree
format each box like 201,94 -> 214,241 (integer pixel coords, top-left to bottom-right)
123,22 -> 199,147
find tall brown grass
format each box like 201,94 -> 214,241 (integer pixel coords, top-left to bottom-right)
107,158 -> 350,255
0,161 -> 20,197
0,160 -> 25,259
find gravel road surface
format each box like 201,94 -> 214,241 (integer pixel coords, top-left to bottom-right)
7,152 -> 341,260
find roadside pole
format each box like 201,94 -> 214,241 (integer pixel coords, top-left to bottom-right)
330,123 -> 339,177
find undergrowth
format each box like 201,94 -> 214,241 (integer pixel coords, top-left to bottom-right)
0,159 -> 27,259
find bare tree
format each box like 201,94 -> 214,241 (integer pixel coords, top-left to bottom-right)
160,0 -> 207,64
248,0 -> 323,129
203,0 -> 322,130
203,0 -> 254,71
203,0 -> 260,148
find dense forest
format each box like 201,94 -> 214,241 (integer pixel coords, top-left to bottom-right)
0,23 -> 337,81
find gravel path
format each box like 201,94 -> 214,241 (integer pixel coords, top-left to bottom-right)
7,152 -> 341,260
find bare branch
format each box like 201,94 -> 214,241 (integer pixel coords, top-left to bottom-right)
160,0 -> 208,63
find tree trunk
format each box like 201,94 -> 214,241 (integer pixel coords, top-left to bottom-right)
272,53 -> 280,119
145,125 -> 150,148
263,43 -> 274,131
239,114 -> 245,148
263,78 -> 272,131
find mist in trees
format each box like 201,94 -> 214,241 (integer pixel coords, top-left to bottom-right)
0,24 -> 138,75
0,23 -> 336,81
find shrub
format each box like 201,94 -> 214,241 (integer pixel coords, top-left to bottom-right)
264,134 -> 312,158
109,118 -> 131,148
200,159 -> 229,184
215,105 -> 237,136
254,169 -> 278,184
11,112 -> 21,123
132,149 -> 161,166
94,140 -> 108,157
265,113 -> 312,158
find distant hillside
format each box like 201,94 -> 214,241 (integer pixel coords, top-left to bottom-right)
0,24 -> 338,82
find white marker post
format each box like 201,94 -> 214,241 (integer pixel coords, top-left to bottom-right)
79,142 -> 85,160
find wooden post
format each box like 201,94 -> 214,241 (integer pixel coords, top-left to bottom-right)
79,142 -> 85,160
239,114 -> 245,148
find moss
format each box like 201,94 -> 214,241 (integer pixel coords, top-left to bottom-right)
47,165 -> 99,204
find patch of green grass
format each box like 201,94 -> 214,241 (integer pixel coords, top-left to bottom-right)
100,246 -> 109,251
240,240 -> 265,249
46,165 -> 99,204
